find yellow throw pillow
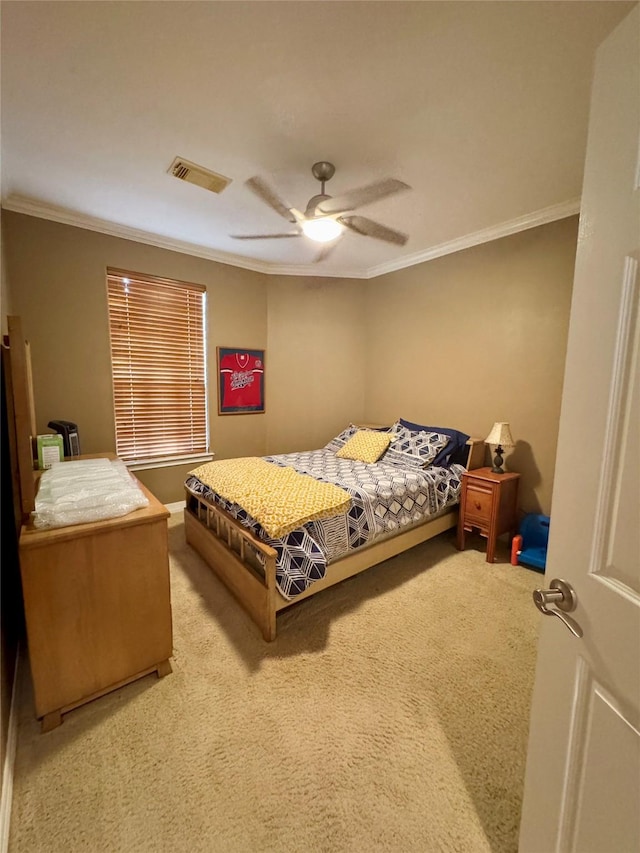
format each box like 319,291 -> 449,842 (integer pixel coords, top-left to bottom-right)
336,429 -> 391,464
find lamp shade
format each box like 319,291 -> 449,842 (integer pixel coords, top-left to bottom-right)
485,422 -> 515,448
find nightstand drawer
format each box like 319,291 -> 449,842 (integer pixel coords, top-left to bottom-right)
465,484 -> 494,522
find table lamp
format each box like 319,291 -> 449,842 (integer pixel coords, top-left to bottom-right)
485,422 -> 515,474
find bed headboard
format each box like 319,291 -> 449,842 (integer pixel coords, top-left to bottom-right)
2,315 -> 37,526
465,438 -> 486,470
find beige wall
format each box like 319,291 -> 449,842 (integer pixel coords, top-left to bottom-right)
265,275 -> 366,454
2,213 -> 269,503
1,211 -> 13,333
2,211 -> 577,512
365,216 -> 578,514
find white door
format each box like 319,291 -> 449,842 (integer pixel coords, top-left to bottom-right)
519,7 -> 639,853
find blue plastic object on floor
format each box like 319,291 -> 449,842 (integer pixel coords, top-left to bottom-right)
511,513 -> 550,572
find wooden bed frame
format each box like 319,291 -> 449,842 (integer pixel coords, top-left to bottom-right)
184,437 -> 485,641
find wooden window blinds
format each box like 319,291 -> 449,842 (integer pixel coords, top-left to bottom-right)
106,269 -> 207,464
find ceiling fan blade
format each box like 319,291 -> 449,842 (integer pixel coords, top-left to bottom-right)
245,176 -> 296,223
313,239 -> 341,263
339,215 -> 408,246
230,232 -> 301,240
317,178 -> 410,215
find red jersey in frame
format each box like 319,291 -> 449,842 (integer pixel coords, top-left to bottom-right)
218,347 -> 265,414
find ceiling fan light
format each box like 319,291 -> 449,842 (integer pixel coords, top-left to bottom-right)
301,217 -> 343,243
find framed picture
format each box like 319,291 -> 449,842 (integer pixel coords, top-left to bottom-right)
217,347 -> 265,415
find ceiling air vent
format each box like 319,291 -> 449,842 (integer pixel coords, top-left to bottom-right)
168,157 -> 232,194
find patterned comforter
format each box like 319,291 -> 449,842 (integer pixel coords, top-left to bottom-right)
185,449 -> 464,600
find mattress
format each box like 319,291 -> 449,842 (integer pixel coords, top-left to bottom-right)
185,449 -> 464,600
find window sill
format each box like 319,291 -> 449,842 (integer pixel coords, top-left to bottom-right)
126,453 -> 214,472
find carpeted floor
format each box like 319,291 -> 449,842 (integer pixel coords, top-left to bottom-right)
9,514 -> 541,852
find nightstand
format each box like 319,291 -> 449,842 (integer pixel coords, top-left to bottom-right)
457,467 -> 520,563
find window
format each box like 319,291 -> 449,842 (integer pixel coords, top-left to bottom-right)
106,268 -> 208,466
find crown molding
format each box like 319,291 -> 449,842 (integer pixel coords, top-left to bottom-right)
0,195 -> 274,274
366,197 -> 581,278
256,261 -> 366,279
2,194 -> 580,280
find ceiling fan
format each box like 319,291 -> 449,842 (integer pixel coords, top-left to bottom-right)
230,162 -> 411,261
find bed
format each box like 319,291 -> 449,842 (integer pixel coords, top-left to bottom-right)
184,421 -> 485,640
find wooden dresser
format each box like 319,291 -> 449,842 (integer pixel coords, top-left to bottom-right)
19,467 -> 173,732
3,319 -> 172,731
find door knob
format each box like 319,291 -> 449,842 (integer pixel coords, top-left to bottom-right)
533,578 -> 583,639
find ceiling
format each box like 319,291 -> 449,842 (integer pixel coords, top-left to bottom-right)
0,1 -> 633,279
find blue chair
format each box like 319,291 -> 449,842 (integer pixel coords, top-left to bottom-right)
511,513 -> 550,572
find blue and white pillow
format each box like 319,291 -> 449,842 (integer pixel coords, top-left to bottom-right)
399,418 -> 470,467
324,423 -> 395,455
323,424 -> 360,453
384,425 -> 450,469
